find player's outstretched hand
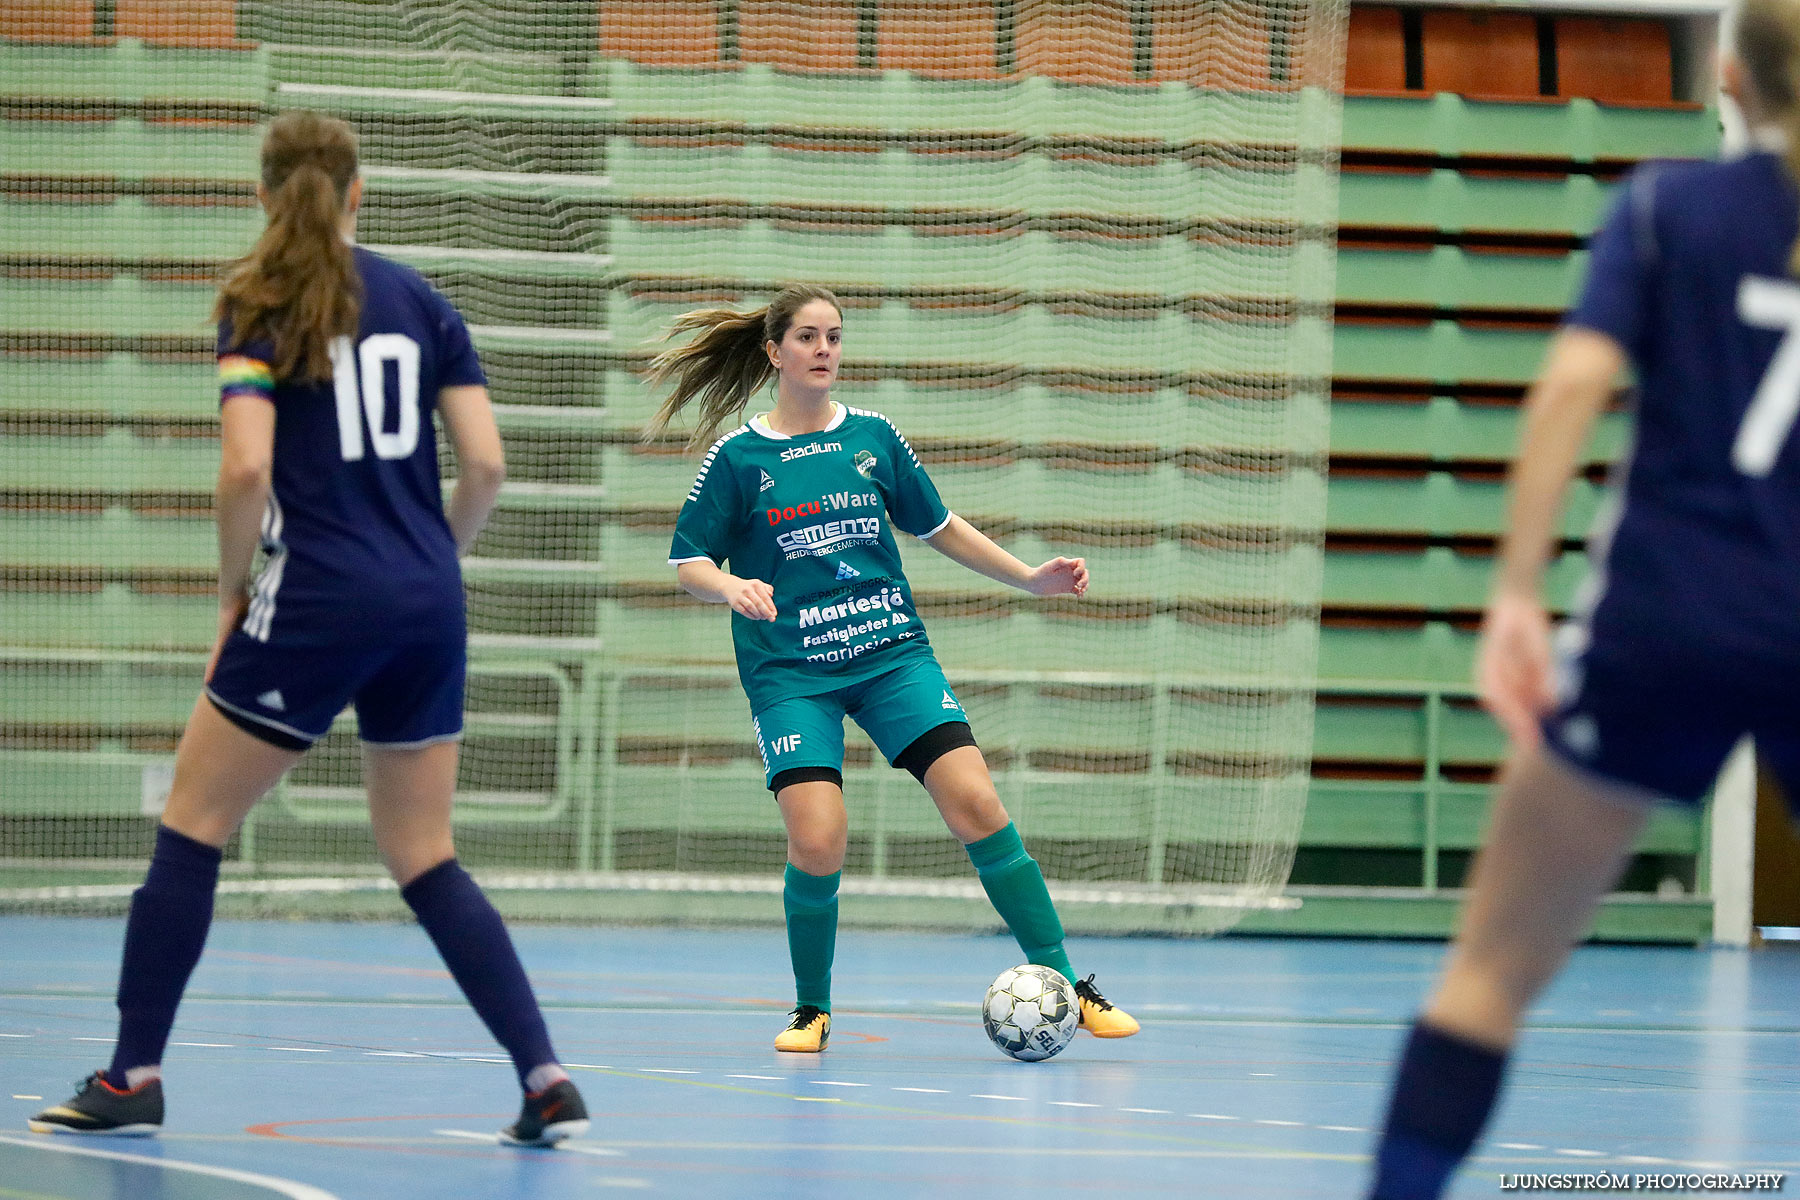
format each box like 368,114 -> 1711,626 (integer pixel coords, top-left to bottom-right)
725,576 -> 777,621
1477,589 -> 1555,750
1024,557 -> 1088,598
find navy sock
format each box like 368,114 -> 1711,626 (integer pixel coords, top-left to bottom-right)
401,859 -> 557,1088
108,825 -> 224,1087
1367,1020 -> 1508,1200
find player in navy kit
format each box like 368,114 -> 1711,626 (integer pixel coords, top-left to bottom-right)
1367,4 -> 1800,1195
649,284 -> 1139,1051
29,112 -> 588,1146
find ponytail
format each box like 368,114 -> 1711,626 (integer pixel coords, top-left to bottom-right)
214,111 -> 361,382
642,306 -> 775,450
642,283 -> 842,451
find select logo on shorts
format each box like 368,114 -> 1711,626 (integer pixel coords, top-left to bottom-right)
941,689 -> 961,711
779,441 -> 842,462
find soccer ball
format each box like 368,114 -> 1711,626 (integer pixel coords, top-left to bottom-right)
983,964 -> 1078,1061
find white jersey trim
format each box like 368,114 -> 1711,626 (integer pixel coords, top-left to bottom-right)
242,491 -> 288,642
686,424 -> 751,502
748,402 -> 845,440
205,686 -> 317,745
668,553 -> 717,566
843,405 -> 924,467
916,510 -> 954,540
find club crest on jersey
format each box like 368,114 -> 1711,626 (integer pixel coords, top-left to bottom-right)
835,561 -> 860,580
854,449 -> 877,478
758,469 -> 776,493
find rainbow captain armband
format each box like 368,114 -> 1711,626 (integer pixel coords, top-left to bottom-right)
218,355 -> 274,404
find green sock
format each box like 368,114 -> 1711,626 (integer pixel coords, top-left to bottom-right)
783,863 -> 839,1012
964,823 -> 1076,983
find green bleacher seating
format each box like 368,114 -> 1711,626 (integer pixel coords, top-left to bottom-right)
0,40 -> 268,104
1338,167 -> 1616,237
1322,545 -> 1585,613
0,119 -> 261,184
1329,396 -> 1629,465
1333,319 -> 1549,386
1326,470 -> 1601,538
1336,246 -> 1584,311
1342,92 -> 1720,162
0,195 -> 262,261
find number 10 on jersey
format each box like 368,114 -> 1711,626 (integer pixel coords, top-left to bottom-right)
330,333 -> 421,461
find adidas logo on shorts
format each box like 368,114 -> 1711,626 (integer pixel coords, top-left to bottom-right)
836,561 -> 860,580
256,689 -> 287,712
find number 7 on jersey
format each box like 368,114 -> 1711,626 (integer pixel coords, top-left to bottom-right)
1735,276 -> 1800,477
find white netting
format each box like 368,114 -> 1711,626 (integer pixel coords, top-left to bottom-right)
0,0 -> 1342,930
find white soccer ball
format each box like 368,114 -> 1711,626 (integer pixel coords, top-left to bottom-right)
983,964 -> 1078,1061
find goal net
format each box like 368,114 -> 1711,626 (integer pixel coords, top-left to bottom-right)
0,0 -> 1343,933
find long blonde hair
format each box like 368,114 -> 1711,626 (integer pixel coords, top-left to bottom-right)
1738,0 -> 1800,273
643,284 -> 842,450
214,111 -> 362,382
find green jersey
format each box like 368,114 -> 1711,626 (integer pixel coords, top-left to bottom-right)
669,404 -> 952,714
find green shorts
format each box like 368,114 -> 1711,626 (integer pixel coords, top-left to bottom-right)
751,656 -> 971,790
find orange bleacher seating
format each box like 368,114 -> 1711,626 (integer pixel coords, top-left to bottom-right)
1421,9 -> 1540,102
740,0 -> 861,73
1556,16 -> 1674,106
1,0 -> 94,42
1346,5 -> 1407,94
598,0 -> 719,68
115,0 -> 239,48
879,1 -> 999,79
1155,5 -> 1270,90
1016,0 -> 1135,85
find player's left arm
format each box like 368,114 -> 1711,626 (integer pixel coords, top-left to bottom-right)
921,515 -> 1088,598
212,395 -> 274,675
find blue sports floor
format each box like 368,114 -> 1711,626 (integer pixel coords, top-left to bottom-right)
1,918 -> 1796,1199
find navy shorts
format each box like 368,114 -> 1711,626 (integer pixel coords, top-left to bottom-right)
1542,620 -> 1800,810
206,627 -> 465,751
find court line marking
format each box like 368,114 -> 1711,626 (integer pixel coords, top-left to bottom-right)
434,1129 -> 624,1157
2,1023 -> 1756,1170
0,1132 -> 340,1200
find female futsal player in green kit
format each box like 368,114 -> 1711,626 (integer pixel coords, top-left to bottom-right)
650,284 -> 1139,1052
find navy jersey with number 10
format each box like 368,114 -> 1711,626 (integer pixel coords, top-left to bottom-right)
1567,150 -> 1800,663
217,245 -> 484,647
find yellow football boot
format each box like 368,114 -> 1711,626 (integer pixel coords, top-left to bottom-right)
774,1005 -> 831,1052
1074,975 -> 1140,1038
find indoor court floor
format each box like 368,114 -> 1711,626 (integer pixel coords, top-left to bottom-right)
0,916 -> 1795,1198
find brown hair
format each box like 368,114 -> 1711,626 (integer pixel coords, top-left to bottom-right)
642,284 -> 842,450
214,111 -> 362,382
1738,0 -> 1800,273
